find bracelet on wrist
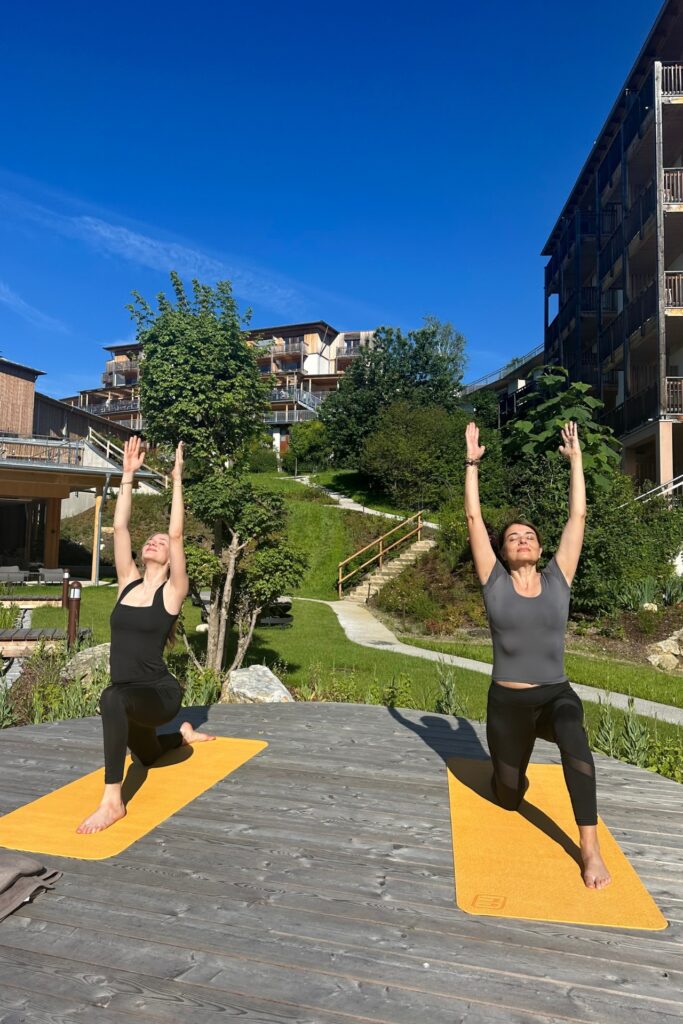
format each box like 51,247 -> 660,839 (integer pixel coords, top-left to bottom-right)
464,458 -> 481,467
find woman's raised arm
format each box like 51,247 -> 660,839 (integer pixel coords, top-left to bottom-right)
113,436 -> 143,593
464,422 -> 497,585
555,421 -> 586,587
165,441 -> 189,614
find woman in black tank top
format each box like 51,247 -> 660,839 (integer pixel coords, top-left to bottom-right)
464,420 -> 611,890
77,437 -> 215,836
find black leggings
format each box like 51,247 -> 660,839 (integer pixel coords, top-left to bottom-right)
100,677 -> 183,785
486,680 -> 597,826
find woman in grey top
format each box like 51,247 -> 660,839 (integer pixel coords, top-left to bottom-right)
465,420 -> 611,889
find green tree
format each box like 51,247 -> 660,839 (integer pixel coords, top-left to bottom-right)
320,316 -> 467,466
503,366 -> 621,492
128,274 -> 305,678
281,419 -> 331,474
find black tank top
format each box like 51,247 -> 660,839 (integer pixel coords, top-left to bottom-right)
109,579 -> 178,684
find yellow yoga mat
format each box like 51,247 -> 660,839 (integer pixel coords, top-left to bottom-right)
0,738 -> 267,861
447,758 -> 667,930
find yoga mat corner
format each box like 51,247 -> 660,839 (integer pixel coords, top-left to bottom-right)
447,757 -> 668,931
0,737 -> 268,860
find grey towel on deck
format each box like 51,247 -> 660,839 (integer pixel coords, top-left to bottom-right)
0,850 -> 61,922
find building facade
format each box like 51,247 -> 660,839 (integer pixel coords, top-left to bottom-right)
62,323 -> 374,452
543,0 -> 683,485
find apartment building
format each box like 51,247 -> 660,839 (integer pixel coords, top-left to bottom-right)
543,0 -> 683,485
251,321 -> 374,451
61,342 -> 143,430
63,323 -> 373,452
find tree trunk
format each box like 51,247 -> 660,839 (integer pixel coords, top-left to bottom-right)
220,606 -> 261,700
206,520 -> 224,671
214,533 -> 240,673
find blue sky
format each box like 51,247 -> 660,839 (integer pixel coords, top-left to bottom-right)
0,0 -> 664,397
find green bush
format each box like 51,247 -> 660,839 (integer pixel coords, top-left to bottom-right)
0,604 -> 19,630
248,440 -> 279,474
7,643 -> 105,726
281,420 -> 332,474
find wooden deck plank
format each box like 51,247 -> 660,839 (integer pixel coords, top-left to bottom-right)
0,703 -> 681,1022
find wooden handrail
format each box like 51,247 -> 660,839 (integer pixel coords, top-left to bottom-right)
337,511 -> 424,598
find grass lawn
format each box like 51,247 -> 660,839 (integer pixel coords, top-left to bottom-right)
398,635 -> 683,709
19,588 -> 683,753
308,469 -> 414,518
31,585 -> 202,648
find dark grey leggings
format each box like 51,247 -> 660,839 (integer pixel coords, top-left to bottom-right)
486,680 -> 597,826
100,677 -> 183,784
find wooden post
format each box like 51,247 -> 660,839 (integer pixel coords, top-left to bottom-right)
379,538 -> 384,569
338,565 -> 343,600
67,580 -> 82,649
61,569 -> 70,609
418,512 -> 423,542
91,489 -> 103,585
43,498 -> 61,569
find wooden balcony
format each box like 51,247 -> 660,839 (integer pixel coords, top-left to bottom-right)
662,63 -> 683,96
665,272 -> 683,307
664,169 -> 683,204
666,377 -> 683,414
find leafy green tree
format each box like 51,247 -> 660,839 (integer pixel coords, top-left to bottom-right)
281,419 -> 331,474
503,366 -> 621,492
320,316 -> 467,466
129,272 -> 270,472
128,274 -> 305,677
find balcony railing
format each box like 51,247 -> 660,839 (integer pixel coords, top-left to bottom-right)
0,435 -> 84,466
624,181 -> 656,244
462,343 -> 544,395
598,222 -> 623,279
664,169 -> 683,204
599,309 -> 625,363
627,281 -> 657,336
662,64 -> 683,96
264,409 -> 318,425
666,377 -> 683,414
337,344 -> 362,361
270,387 -> 322,410
665,272 -> 683,307
82,399 -> 141,416
579,287 -> 620,315
272,342 -> 306,359
599,384 -> 658,435
103,358 -> 139,375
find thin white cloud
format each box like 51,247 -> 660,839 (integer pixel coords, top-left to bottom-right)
0,279 -> 67,333
0,191 -> 305,317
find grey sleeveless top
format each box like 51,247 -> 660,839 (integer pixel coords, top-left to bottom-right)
482,556 -> 571,685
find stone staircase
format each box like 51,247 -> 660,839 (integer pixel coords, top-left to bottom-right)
344,538 -> 436,603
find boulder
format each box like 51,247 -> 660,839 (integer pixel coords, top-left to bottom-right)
63,643 -> 110,684
651,637 -> 682,657
223,664 -> 293,704
646,651 -> 680,673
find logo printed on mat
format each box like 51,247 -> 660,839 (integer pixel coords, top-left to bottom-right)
472,894 -> 506,910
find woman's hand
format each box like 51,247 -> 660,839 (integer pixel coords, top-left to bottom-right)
171,441 -> 184,483
559,421 -> 581,461
122,435 -> 145,475
465,421 -> 486,461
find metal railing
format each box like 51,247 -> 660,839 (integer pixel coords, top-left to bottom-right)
631,473 -> 683,504
337,511 -> 424,598
336,344 -> 362,360
627,281 -> 657,336
663,169 -> 683,203
269,387 -> 322,409
82,399 -> 141,416
665,272 -> 683,307
0,435 -> 84,466
662,63 -> 683,96
87,429 -> 169,489
103,358 -> 139,374
461,343 -> 544,395
264,409 -> 317,425
272,342 -> 306,358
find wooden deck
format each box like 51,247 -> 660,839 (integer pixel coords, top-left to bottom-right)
0,702 -> 681,1023
0,627 -> 91,657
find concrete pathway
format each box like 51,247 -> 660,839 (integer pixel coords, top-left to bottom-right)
294,475 -> 440,529
295,596 -> 683,726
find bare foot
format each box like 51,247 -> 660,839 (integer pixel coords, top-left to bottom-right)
76,801 -> 126,835
581,845 -> 612,889
180,721 -> 216,745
